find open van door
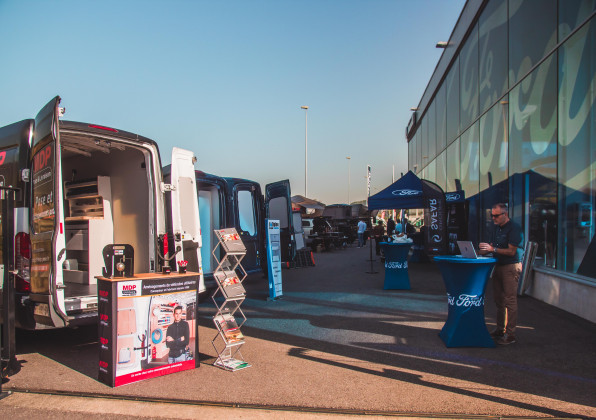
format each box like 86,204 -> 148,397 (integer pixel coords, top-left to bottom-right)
29,96 -> 67,327
196,172 -> 228,279
265,180 -> 295,264
169,147 -> 205,293
228,179 -> 264,274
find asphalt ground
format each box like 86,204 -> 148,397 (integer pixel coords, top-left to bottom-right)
2,243 -> 595,419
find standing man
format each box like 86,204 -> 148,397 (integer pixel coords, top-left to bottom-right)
479,203 -> 524,345
373,219 -> 385,255
357,219 -> 367,248
387,217 -> 396,236
166,305 -> 190,362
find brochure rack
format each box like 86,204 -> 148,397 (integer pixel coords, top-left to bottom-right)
211,228 -> 251,371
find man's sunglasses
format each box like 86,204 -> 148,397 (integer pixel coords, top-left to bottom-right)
491,213 -> 504,218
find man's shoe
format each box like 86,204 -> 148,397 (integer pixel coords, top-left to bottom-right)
490,329 -> 505,339
497,335 -> 516,345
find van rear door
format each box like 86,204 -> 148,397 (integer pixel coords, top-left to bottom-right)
265,180 -> 295,264
229,180 -> 264,274
29,96 -> 67,327
169,147 -> 205,293
196,172 -> 227,277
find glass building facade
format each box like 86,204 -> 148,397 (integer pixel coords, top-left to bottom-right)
408,1 -> 595,287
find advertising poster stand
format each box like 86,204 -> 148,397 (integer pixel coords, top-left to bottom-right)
266,219 -> 283,300
97,272 -> 200,387
211,228 -> 250,371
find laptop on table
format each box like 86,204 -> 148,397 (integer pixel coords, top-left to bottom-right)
457,241 -> 481,259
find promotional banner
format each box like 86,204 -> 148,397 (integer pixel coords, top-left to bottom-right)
367,165 -> 371,197
98,273 -> 199,387
422,180 -> 447,255
266,219 -> 283,300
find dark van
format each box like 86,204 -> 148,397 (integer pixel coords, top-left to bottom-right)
0,96 -> 204,330
195,172 -> 296,282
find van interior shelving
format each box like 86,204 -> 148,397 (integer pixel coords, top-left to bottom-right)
60,131 -> 154,313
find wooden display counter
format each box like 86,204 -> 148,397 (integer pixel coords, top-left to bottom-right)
97,272 -> 200,387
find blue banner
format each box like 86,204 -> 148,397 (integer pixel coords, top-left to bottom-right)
266,219 -> 283,300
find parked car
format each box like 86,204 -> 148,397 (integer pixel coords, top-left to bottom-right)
302,218 -> 314,245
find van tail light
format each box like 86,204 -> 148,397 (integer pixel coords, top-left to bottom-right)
15,232 -> 31,293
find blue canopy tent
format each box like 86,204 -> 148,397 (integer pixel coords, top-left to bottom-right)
367,171 -> 447,255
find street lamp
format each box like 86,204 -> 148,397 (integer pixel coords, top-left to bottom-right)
346,157 -> 351,204
301,106 -> 309,197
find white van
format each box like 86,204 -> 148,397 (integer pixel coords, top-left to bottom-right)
0,96 -> 204,329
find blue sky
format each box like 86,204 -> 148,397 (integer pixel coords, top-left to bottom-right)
0,0 -> 465,205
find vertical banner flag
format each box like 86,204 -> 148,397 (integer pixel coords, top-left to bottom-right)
421,180 -> 447,255
266,219 -> 283,300
367,165 -> 371,197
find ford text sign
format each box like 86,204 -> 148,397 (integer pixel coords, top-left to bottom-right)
392,189 -> 422,196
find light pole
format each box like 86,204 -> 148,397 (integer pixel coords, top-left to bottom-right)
301,106 -> 309,197
346,156 -> 351,204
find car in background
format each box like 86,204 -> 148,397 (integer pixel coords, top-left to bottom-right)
302,218 -> 314,245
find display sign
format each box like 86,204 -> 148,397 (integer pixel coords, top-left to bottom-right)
422,179 -> 447,255
266,219 -> 283,300
98,272 -> 199,387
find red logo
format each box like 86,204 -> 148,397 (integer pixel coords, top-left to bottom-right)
100,337 -> 108,345
99,361 -> 108,368
99,290 -> 108,297
100,314 -> 108,321
33,145 -> 52,172
0,151 -> 5,166
122,285 -> 136,291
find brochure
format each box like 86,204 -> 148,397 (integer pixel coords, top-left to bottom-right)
215,228 -> 247,254
214,358 -> 251,371
214,313 -> 245,343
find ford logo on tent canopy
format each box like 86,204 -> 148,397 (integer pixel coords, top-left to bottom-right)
392,189 -> 422,196
446,193 -> 461,202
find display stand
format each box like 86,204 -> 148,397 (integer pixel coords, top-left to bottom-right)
97,271 -> 200,387
380,242 -> 412,289
433,256 -> 496,348
211,228 -> 251,371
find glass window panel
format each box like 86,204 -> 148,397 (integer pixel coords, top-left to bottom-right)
269,197 -> 289,228
480,99 -> 509,192
558,17 -> 596,275
479,0 -> 508,113
238,190 -> 257,235
460,23 -> 479,132
435,151 -> 447,192
510,54 -> 558,267
460,122 -> 480,198
446,58 -> 460,145
428,101 -> 437,161
559,0 -> 596,41
509,55 -> 557,178
426,159 -> 437,185
416,130 -> 422,174
509,0 -> 557,86
408,137 -> 414,172
436,84 -> 447,153
421,113 -> 429,169
446,138 -> 461,192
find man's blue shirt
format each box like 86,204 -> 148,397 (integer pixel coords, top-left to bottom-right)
487,220 -> 524,265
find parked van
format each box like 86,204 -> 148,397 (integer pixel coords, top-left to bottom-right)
0,96 -> 204,330
194,172 -> 265,280
194,172 -> 296,282
265,180 -> 296,264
